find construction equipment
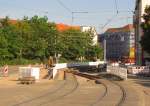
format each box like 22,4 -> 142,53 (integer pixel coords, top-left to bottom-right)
20,76 -> 35,84
18,67 -> 40,84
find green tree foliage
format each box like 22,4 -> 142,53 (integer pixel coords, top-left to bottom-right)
60,29 -> 93,61
0,16 -> 103,65
85,45 -> 103,61
0,17 -> 15,60
141,5 -> 150,54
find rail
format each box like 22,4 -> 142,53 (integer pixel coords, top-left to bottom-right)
72,72 -> 126,106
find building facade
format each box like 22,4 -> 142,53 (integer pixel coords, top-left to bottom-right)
57,25 -> 98,45
99,24 -> 135,64
134,0 -> 150,65
80,26 -> 98,45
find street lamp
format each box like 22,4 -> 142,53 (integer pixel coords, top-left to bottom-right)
104,39 -> 107,63
71,11 -> 88,25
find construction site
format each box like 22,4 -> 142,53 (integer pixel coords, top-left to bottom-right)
0,63 -> 149,106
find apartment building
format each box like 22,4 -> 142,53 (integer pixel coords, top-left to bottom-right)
99,24 -> 135,64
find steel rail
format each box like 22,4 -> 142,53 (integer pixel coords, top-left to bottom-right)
12,80 -> 67,106
73,72 -> 126,106
12,72 -> 78,106
38,73 -> 79,106
12,73 -> 79,106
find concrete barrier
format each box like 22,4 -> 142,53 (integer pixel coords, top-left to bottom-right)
107,66 -> 127,80
57,70 -> 65,80
52,61 -> 105,79
127,66 -> 150,75
53,63 -> 67,79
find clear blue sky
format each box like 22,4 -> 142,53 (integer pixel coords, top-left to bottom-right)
0,0 -> 135,33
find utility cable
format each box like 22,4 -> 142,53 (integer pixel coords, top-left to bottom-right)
101,0 -> 119,30
115,0 -> 119,14
102,14 -> 118,29
56,0 -> 72,13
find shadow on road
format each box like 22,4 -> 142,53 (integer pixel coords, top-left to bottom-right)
128,74 -> 150,87
135,80 -> 150,87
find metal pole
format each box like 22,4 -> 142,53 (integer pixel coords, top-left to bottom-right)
54,34 -> 58,63
71,12 -> 74,25
104,39 -> 106,63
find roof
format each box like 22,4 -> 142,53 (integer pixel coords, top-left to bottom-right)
0,18 -> 80,31
0,18 -> 17,25
106,24 -> 134,33
8,19 -> 17,24
56,23 -> 80,31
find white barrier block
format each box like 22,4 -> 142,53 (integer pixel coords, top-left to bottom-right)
19,67 -> 40,80
55,63 -> 67,69
89,62 -> 99,66
107,66 -> 127,80
52,61 -> 106,79
53,68 -> 58,79
127,66 -> 150,75
31,68 -> 40,80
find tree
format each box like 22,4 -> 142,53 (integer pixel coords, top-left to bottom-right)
0,29 -> 10,60
0,17 -> 15,60
46,22 -> 59,58
60,29 -> 93,61
0,15 -> 104,65
85,45 -> 103,61
140,5 -> 150,54
25,16 -> 49,60
14,16 -> 58,61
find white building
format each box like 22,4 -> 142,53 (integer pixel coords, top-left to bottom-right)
134,0 -> 150,65
80,26 -> 98,45
141,0 -> 150,14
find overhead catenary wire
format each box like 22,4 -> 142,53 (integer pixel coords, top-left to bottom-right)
101,14 -> 118,29
56,0 -> 72,13
115,0 -> 119,14
101,0 -> 119,30
56,0 -> 131,28
56,0 -> 133,33
0,0 -> 134,35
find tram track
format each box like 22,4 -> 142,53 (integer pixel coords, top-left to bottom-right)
89,80 -> 108,106
12,79 -> 67,106
38,73 -> 79,106
73,72 -> 126,106
12,73 -> 79,106
0,69 -> 142,106
112,81 -> 126,106
0,65 -> 145,106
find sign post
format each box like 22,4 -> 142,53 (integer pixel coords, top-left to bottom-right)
3,65 -> 8,77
